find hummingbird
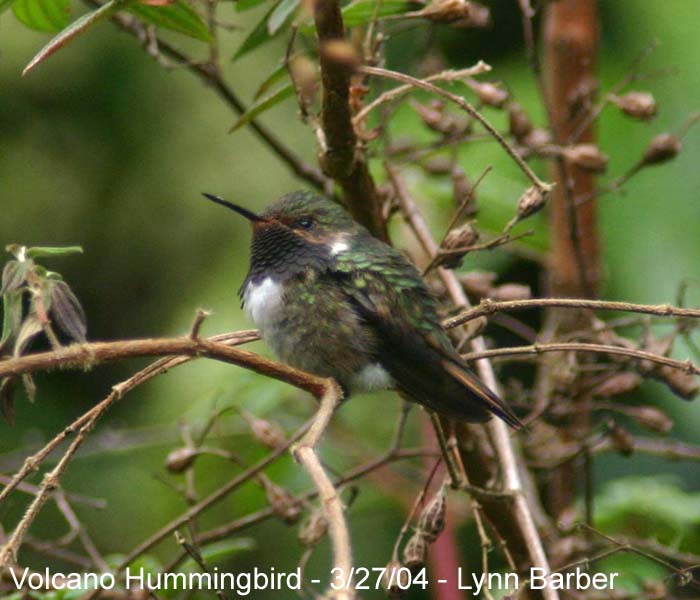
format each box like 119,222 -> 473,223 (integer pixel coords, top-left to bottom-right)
203,190 -> 520,428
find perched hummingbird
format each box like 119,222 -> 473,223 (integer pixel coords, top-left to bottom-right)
203,190 -> 520,428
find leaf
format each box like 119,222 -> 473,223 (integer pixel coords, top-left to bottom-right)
341,0 -> 420,27
1,377 -> 18,426
50,280 -> 87,342
232,2 -> 276,61
267,0 -> 297,35
181,539 -> 256,571
12,0 -> 70,33
1,260 -> 28,294
229,83 -> 293,132
13,313 -> 43,357
253,60 -> 288,99
22,373 -> 37,403
26,245 -> 83,258
235,0 -> 267,11
1,0 -> 16,15
1,291 -> 24,350
22,0 -> 123,75
128,1 -> 212,42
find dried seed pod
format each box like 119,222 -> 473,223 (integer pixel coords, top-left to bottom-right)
563,143 -> 609,173
522,127 -> 552,151
412,101 -> 465,136
491,283 -> 532,302
298,509 -> 328,546
592,372 -> 642,397
627,405 -> 673,434
655,365 -> 699,400
609,91 -> 658,121
452,167 -> 477,214
470,81 -> 509,108
289,55 -> 317,108
165,447 -> 198,473
642,133 -> 682,166
609,423 -> 635,456
263,479 -> 301,524
459,271 -> 497,297
402,532 -> 428,570
508,102 -> 533,141
440,223 -> 479,268
320,40 -> 360,70
418,485 -> 447,542
422,156 -> 453,175
516,185 -> 546,219
242,410 -> 286,449
417,0 -> 490,28
382,560 -> 407,598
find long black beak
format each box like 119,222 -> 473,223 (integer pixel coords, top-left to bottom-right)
201,193 -> 266,223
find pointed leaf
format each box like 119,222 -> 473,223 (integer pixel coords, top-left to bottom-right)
14,314 -> 43,357
1,261 -> 28,294
26,245 -> 83,258
128,2 -> 212,42
1,377 -> 18,426
341,0 -> 421,27
267,0 -> 297,35
236,0 -> 267,11
23,0 -> 122,75
229,84 -> 293,132
50,280 -> 87,342
22,373 -> 37,403
1,291 -> 24,350
12,0 -> 70,33
253,60 -> 288,99
232,2 -> 276,61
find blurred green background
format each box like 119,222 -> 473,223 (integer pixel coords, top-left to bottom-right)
2,1 -> 700,598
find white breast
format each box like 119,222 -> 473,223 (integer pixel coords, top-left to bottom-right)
242,277 -> 284,332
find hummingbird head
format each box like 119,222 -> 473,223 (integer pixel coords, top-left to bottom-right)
202,190 -> 362,279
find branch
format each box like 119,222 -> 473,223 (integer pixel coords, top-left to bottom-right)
292,381 -> 354,599
312,0 -> 386,239
445,297 -> 700,329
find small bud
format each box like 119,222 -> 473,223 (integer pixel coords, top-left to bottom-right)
592,372 -> 642,397
655,365 -> 699,400
628,405 -> 673,434
443,223 -> 479,250
642,133 -> 682,166
412,101 -> 465,136
459,271 -> 496,297
402,532 -> 428,570
563,143 -> 609,173
491,283 -> 532,302
289,56 -> 317,108
508,102 -> 533,141
417,0 -> 490,28
165,447 -> 198,473
418,485 -> 447,542
382,560 -> 406,597
320,40 -> 360,70
609,91 -> 658,121
516,185 -> 546,220
263,479 -> 301,524
298,509 -> 328,546
470,81 -> 508,108
451,167 -> 477,214
609,423 -> 635,456
241,410 -> 286,449
522,127 -> 552,151
421,156 -> 453,175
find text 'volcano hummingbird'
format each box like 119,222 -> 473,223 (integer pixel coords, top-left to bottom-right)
203,190 -> 520,428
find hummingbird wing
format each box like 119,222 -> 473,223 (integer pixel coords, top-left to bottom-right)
334,238 -> 521,428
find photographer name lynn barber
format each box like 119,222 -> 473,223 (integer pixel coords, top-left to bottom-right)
9,565 -> 619,595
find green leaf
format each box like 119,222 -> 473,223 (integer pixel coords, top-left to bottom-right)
235,0 -> 267,11
12,0 -> 69,33
23,0 -> 123,75
341,0 -> 420,27
267,0 -> 297,35
229,83 -> 293,132
26,245 -> 83,258
128,1 -> 212,42
1,0 -> 16,15
232,2 -> 275,61
253,59 -> 288,99
1,260 -> 28,294
1,291 -> 24,349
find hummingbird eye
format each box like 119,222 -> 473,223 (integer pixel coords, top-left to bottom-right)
294,217 -> 315,230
